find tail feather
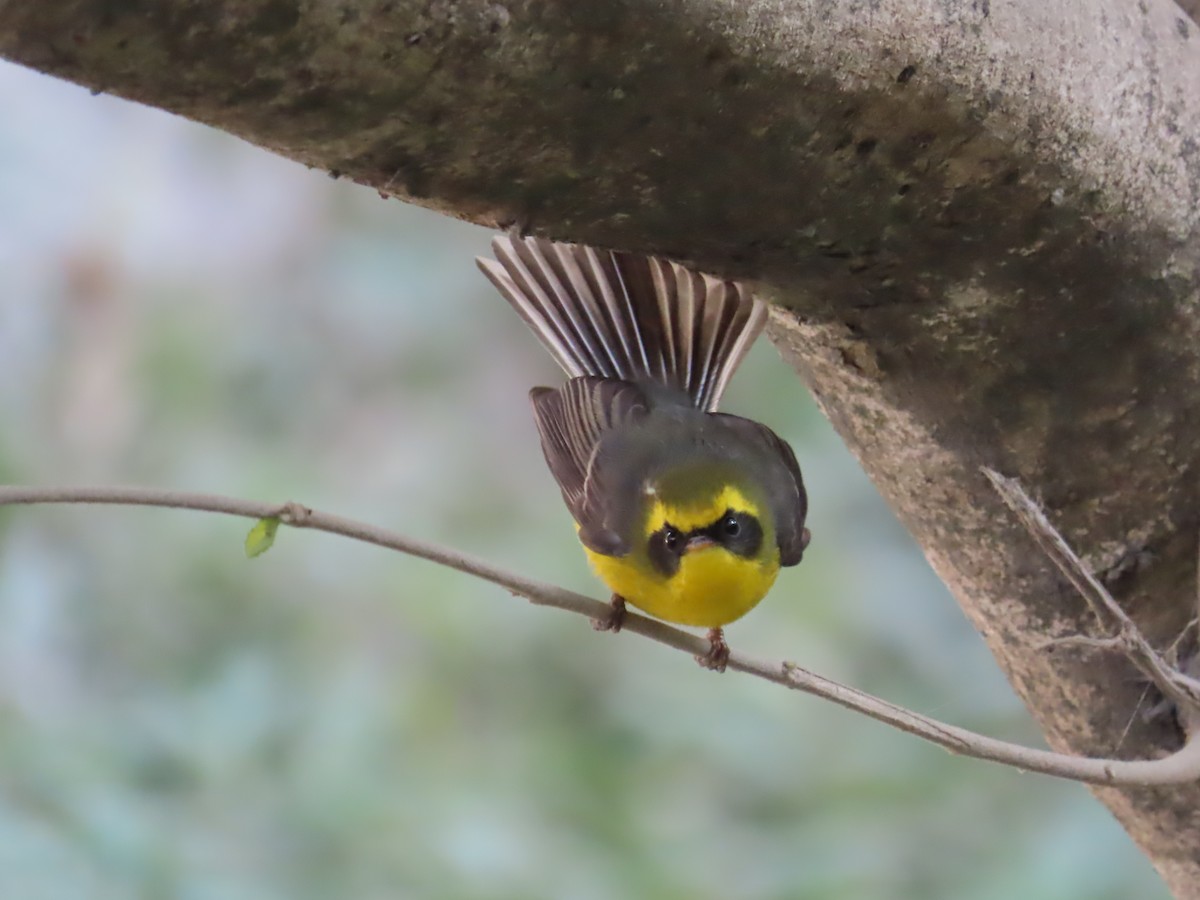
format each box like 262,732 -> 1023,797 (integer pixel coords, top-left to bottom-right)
478,236 -> 765,411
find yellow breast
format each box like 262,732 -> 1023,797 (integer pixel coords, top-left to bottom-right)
583,542 -> 780,628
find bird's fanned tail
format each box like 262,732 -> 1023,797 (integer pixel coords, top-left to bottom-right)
477,236 -> 766,411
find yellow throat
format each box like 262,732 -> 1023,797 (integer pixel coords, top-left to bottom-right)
582,483 -> 781,628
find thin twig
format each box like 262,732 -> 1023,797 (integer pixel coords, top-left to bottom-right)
2,483 -> 1199,787
984,468 -> 1200,713
1036,634 -> 1125,654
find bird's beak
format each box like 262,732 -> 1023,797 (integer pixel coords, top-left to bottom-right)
684,534 -> 717,553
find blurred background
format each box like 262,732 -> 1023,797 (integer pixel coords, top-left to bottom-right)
0,60 -> 1167,899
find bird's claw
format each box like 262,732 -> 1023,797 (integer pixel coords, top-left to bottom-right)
695,628 -> 730,672
592,594 -> 627,633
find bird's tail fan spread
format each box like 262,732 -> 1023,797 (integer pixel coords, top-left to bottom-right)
477,236 -> 765,411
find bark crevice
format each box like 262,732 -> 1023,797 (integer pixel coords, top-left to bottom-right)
3,0 -> 1199,891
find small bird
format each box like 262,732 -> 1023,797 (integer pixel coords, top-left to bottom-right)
478,237 -> 809,670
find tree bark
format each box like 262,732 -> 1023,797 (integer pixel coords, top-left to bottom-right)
3,0 -> 1199,892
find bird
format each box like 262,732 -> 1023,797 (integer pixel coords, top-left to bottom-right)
477,236 -> 809,670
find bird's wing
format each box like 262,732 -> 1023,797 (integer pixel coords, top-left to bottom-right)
479,236 -> 765,411
530,376 -> 649,555
712,413 -> 810,566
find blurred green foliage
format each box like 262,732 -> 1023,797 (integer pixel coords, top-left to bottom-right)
0,61 -> 1167,899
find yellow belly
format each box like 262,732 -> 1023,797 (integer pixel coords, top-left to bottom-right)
583,543 -> 780,628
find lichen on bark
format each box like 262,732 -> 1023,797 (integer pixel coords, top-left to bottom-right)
3,0 -> 1200,890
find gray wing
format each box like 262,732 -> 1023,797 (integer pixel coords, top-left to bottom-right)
530,376 -> 649,555
713,413 -> 810,566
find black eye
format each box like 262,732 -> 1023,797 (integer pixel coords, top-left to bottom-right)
663,527 -> 682,551
648,525 -> 685,576
717,512 -> 762,559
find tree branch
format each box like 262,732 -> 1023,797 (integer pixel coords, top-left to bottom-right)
2,483 -> 1197,788
985,469 -> 1200,714
4,0 -> 1200,883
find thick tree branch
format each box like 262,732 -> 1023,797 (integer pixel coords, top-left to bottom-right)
2,483 -> 1198,788
3,0 -> 1200,889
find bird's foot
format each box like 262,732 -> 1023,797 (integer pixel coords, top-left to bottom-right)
695,627 -> 730,672
592,594 -> 627,633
